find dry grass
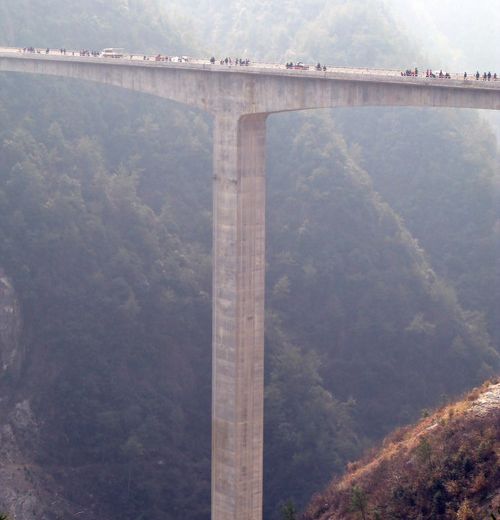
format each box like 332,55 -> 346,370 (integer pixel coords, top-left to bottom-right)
302,378 -> 500,520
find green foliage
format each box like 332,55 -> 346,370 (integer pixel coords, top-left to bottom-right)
265,336 -> 361,518
415,437 -> 432,464
349,485 -> 368,520
337,105 -> 500,346
281,500 -> 297,520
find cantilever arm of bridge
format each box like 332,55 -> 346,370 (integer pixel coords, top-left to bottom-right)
1,53 -> 500,115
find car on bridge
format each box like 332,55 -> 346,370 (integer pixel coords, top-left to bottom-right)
101,48 -> 124,58
292,62 -> 309,70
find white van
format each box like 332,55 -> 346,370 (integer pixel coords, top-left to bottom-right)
101,48 -> 124,58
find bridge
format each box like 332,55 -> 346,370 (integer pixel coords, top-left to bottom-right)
1,47 -> 499,520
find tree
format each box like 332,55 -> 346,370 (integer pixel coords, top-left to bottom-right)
349,485 -> 368,520
281,500 -> 297,520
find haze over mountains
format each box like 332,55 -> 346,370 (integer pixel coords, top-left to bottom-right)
0,1 -> 498,519
384,0 -> 500,71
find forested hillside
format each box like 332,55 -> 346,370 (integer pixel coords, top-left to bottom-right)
0,0 -> 498,519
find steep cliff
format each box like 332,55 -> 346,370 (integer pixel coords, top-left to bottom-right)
0,271 -> 45,518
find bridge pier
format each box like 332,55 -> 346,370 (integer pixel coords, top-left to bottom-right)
212,112 -> 268,520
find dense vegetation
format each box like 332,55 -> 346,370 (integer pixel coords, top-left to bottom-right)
0,0 -> 498,519
336,106 -> 500,344
302,380 -> 500,520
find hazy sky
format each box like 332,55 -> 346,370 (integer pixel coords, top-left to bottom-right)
384,0 -> 500,70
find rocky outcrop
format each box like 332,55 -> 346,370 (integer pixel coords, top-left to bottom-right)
0,400 -> 78,520
0,268 -> 23,379
0,400 -> 46,520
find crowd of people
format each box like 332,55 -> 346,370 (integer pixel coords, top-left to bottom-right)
468,71 -> 498,81
401,66 -> 498,81
22,47 -> 100,57
78,49 -> 100,57
401,68 -> 452,78
426,69 -> 451,79
209,57 -> 251,66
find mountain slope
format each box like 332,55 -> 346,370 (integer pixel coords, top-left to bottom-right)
303,380 -> 500,520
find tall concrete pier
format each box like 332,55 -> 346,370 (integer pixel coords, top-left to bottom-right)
1,48 -> 499,520
212,113 -> 267,519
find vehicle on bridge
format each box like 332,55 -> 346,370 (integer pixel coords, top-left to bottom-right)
101,48 -> 124,58
286,61 -> 309,70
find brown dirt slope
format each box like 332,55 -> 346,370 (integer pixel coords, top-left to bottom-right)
302,379 -> 500,520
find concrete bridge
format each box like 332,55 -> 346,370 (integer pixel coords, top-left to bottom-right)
1,47 -> 499,520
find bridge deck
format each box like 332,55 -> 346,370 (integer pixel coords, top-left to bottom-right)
1,46 -> 499,92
